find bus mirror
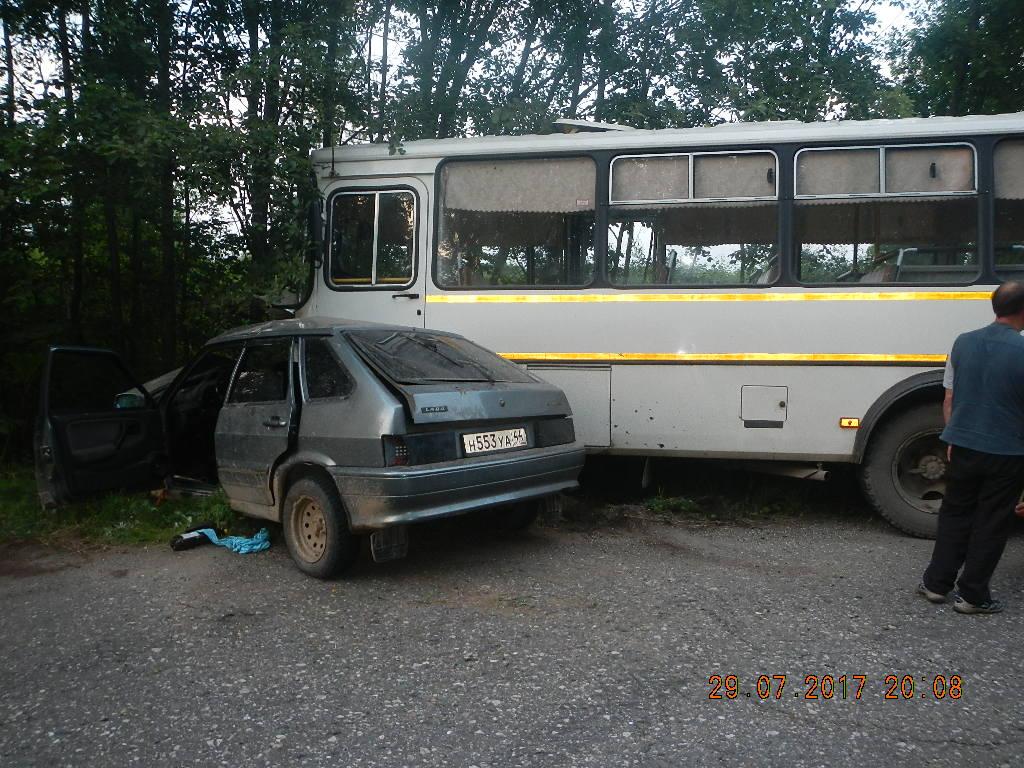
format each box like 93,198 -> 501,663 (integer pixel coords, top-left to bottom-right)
307,199 -> 323,247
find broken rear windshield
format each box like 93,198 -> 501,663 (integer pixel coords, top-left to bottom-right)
347,330 -> 534,384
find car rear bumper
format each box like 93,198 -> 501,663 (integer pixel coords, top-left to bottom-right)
327,442 -> 585,531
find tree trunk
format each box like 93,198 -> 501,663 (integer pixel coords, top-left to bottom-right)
2,0 -> 14,126
179,188 -> 190,353
376,0 -> 392,142
155,0 -> 177,367
949,0 -> 982,115
103,171 -> 124,353
56,11 -> 84,340
323,0 -> 339,147
128,206 -> 143,365
415,4 -> 437,136
243,0 -> 271,284
510,15 -> 538,101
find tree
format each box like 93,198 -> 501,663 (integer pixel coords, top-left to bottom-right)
890,0 -> 1024,116
695,0 -> 904,122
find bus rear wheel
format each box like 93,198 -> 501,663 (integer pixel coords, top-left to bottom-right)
860,403 -> 946,539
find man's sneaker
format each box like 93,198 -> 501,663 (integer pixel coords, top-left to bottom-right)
953,597 -> 1005,615
916,583 -> 947,604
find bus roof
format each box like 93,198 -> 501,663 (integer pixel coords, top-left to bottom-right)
311,112 -> 1024,168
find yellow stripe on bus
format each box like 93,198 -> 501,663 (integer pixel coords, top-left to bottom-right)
499,352 -> 948,364
427,291 -> 989,304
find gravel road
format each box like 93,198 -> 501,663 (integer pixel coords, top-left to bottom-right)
2,507 -> 1024,767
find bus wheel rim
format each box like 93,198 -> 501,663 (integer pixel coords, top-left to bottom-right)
891,430 -> 947,515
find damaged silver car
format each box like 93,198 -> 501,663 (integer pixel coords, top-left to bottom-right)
34,318 -> 585,578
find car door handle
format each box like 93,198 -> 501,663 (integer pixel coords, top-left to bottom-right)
392,292 -> 419,299
263,416 -> 288,428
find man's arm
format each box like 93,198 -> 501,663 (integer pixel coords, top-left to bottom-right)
941,354 -> 955,424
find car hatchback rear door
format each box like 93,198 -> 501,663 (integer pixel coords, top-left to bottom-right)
35,347 -> 165,506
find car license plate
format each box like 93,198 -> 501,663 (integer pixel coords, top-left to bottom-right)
462,428 -> 528,455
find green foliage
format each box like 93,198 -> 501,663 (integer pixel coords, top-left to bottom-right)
0,0 -> 354,458
889,0 -> 1024,117
0,466 -> 242,545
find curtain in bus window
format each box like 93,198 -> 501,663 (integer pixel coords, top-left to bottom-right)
611,156 -> 689,203
796,148 -> 881,197
795,197 -> 978,284
692,153 -> 776,199
330,194 -> 375,285
995,140 -> 1024,278
607,201 -> 778,286
884,146 -> 974,194
437,158 -> 596,287
377,192 -> 415,284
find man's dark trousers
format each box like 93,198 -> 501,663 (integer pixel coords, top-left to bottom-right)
924,446 -> 1024,605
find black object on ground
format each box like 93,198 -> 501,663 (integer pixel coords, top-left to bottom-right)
169,521 -> 226,551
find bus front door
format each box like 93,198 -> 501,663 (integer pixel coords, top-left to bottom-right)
315,178 -> 428,327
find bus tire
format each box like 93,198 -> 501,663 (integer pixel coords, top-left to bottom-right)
860,402 -> 946,539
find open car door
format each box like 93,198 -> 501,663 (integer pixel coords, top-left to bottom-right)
35,346 -> 165,507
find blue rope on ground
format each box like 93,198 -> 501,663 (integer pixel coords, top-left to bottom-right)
197,527 -> 271,554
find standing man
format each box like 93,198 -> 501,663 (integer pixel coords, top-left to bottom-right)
919,281 -> 1024,615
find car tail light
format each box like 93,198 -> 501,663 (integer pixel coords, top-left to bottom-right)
535,417 -> 575,447
383,432 -> 461,466
383,436 -> 410,466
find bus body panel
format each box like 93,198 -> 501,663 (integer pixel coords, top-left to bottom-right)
607,363 -> 934,460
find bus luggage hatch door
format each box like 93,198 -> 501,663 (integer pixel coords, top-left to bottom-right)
741,385 -> 788,429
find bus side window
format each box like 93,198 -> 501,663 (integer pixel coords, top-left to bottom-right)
607,151 -> 779,286
795,198 -> 978,284
995,139 -> 1024,280
329,191 -> 415,287
794,145 -> 978,285
436,158 -> 596,288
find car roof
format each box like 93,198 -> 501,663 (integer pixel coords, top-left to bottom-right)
206,316 -> 420,346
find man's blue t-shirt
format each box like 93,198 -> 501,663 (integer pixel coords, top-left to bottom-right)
942,322 -> 1024,455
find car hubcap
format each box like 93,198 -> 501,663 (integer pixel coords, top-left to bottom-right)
893,431 -> 947,515
291,496 -> 328,563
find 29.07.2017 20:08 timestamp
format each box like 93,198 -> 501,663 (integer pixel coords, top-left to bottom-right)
708,674 -> 963,701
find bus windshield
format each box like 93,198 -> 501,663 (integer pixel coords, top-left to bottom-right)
347,330 -> 534,385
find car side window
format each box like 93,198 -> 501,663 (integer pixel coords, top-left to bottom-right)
48,350 -> 141,414
304,338 -> 354,399
228,341 -> 291,404
169,345 -> 242,412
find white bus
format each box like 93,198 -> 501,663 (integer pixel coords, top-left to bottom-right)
299,113 -> 1024,537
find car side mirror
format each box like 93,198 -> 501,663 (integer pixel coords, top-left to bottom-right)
114,392 -> 146,410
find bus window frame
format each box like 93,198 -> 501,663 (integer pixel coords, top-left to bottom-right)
792,140 -> 982,288
793,141 -> 979,200
608,148 -> 781,205
423,135 -> 1024,293
606,147 -> 781,288
323,185 -> 420,293
431,152 -> 601,292
993,135 -> 1024,279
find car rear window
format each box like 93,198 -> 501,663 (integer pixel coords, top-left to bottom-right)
347,330 -> 533,384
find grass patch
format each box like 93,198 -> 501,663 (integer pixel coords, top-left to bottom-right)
0,466 -> 245,546
568,456 -> 875,530
643,490 -> 812,524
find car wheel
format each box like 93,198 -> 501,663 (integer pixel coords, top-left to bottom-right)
860,403 -> 945,539
496,499 -> 543,533
282,476 -> 358,578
